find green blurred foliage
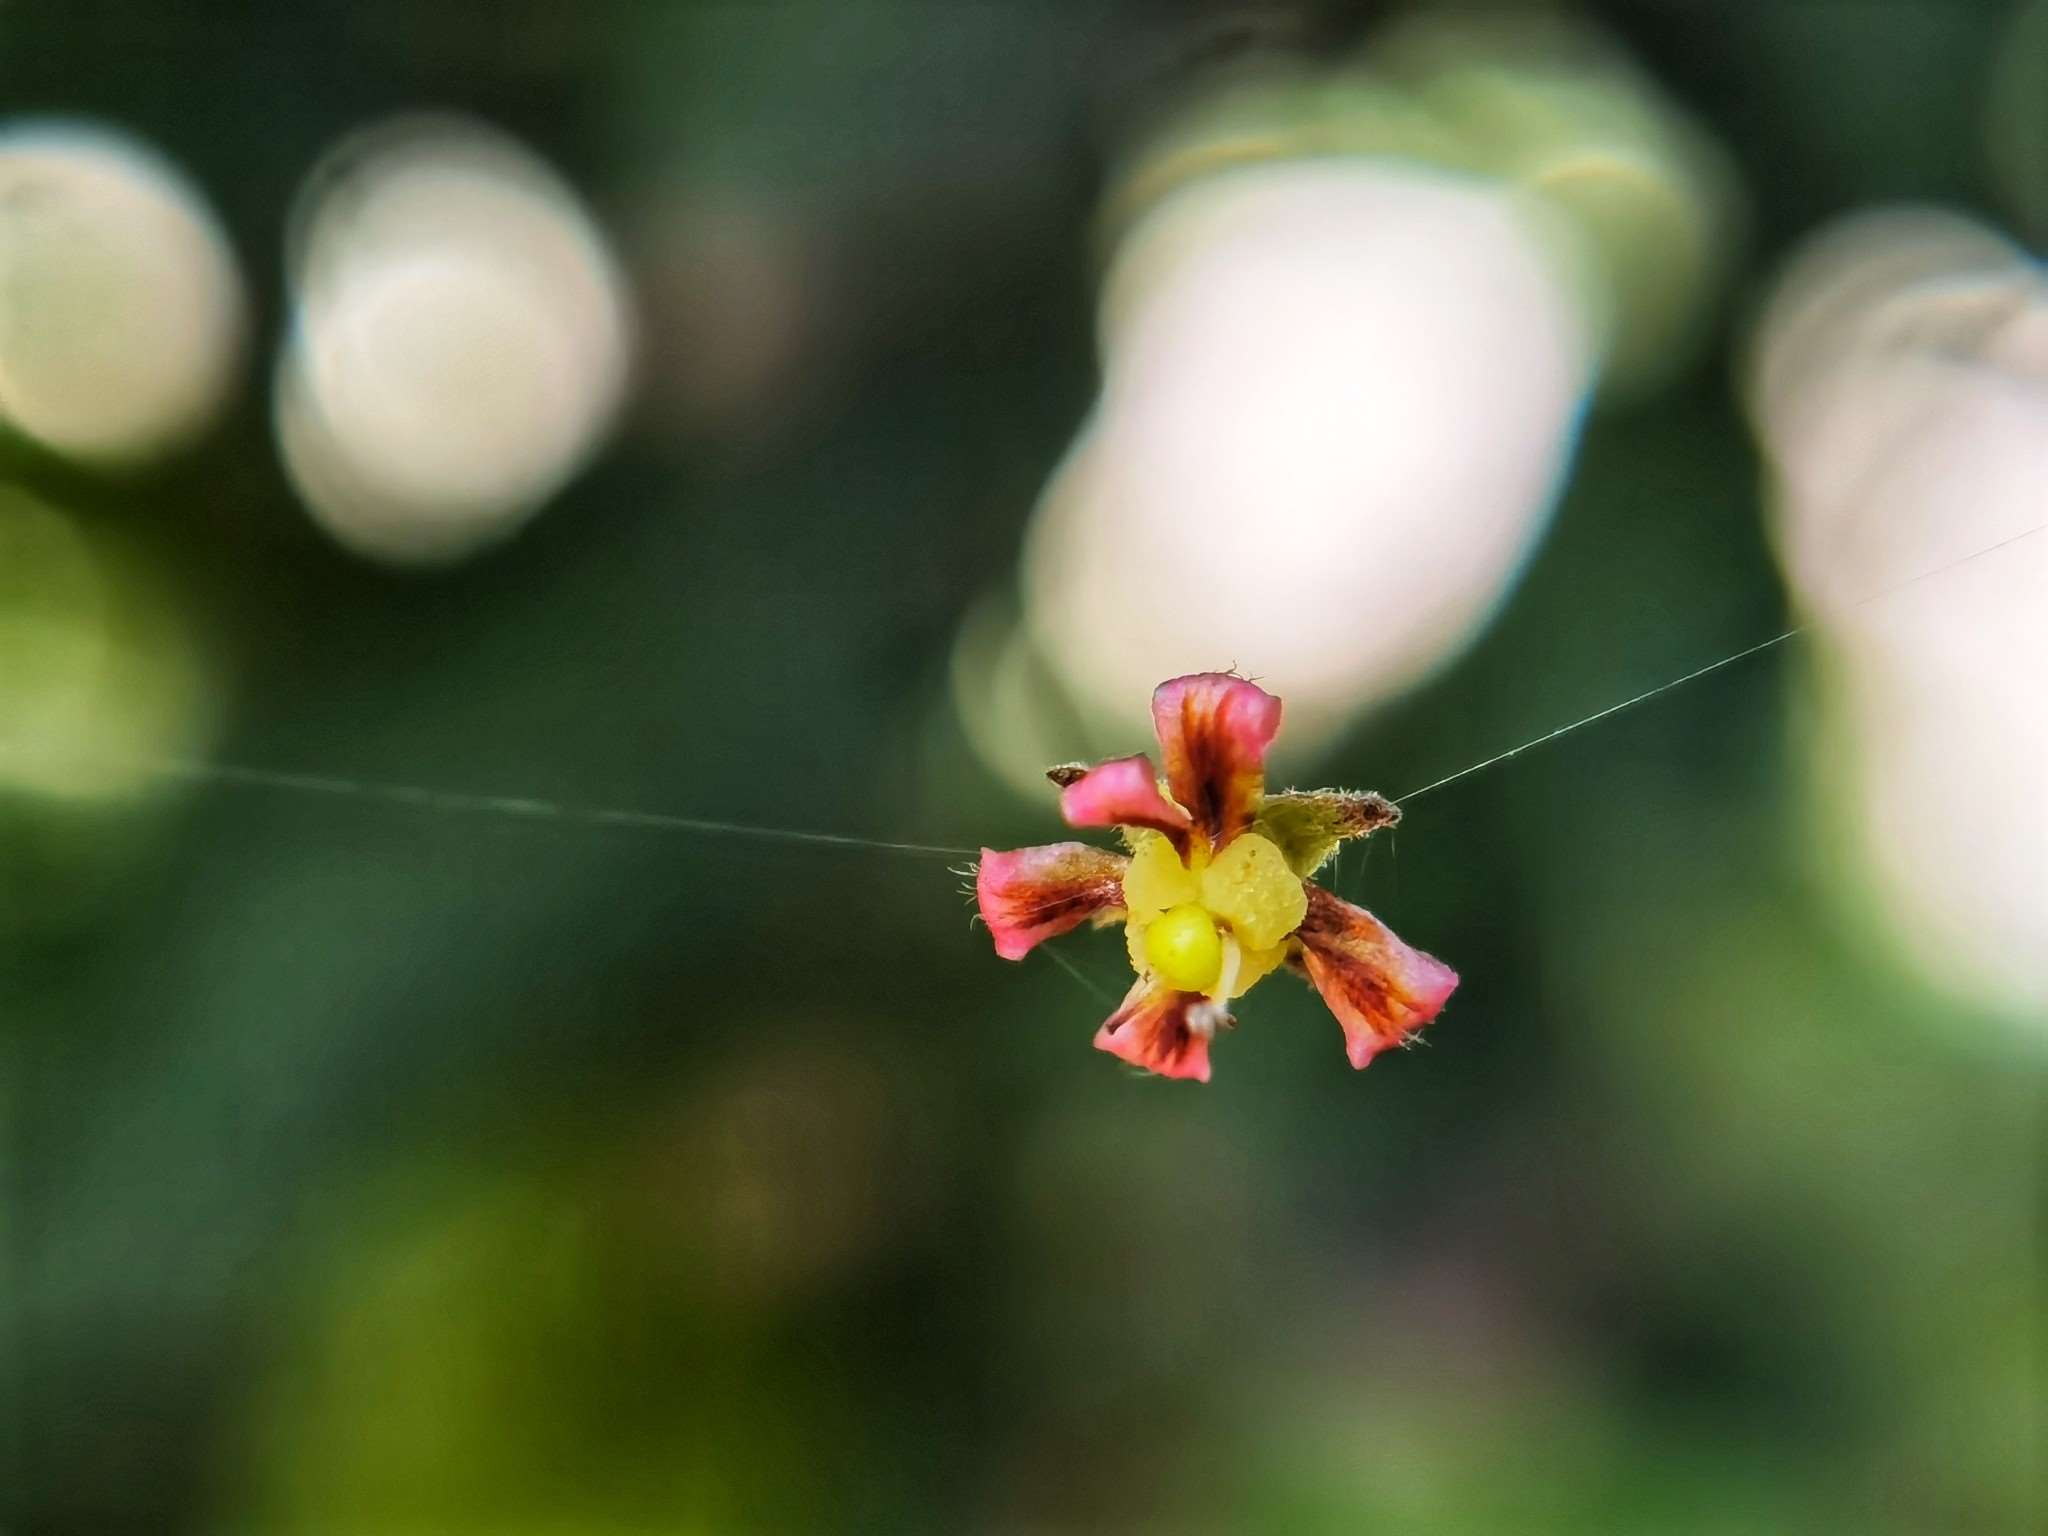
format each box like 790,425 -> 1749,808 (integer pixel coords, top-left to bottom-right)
0,2 -> 2038,1533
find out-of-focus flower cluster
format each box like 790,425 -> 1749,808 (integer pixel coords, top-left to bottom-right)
277,117 -> 632,564
0,108 -> 636,866
0,112 -> 632,569
1749,208 -> 2048,1020
956,13 -> 1742,790
0,123 -> 245,465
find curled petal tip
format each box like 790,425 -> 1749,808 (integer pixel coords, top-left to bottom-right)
1058,754 -> 1191,838
1343,952 -> 1458,1068
976,842 -> 1128,961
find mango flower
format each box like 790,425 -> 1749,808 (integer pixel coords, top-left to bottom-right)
976,673 -> 1457,1081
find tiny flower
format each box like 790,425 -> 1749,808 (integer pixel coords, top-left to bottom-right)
976,672 -> 1458,1081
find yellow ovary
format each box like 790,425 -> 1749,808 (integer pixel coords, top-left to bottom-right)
1144,903 -> 1224,992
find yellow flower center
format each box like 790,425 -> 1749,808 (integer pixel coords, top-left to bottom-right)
1120,830 -> 1307,1000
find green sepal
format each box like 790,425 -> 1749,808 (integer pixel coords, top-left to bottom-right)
1254,789 -> 1400,877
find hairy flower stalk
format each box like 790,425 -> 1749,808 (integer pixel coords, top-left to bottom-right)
976,673 -> 1457,1081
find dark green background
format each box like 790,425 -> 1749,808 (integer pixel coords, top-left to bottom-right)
2,3 -> 2039,1531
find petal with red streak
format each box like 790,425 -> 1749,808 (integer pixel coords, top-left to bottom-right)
1295,884 -> 1459,1069
976,842 -> 1128,961
1058,754 -> 1192,840
1092,978 -> 1221,1081
1151,673 -> 1282,848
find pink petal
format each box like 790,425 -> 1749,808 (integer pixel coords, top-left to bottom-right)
1058,754 -> 1192,839
1151,673 -> 1282,849
976,842 -> 1128,961
1091,978 -> 1219,1082
1295,884 -> 1459,1069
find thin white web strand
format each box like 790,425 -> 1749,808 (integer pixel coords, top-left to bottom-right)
20,520 -> 2038,864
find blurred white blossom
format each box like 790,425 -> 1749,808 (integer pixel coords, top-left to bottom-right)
276,115 -> 633,565
1023,161 -> 1595,759
1750,208 -> 2048,1020
0,121 -> 246,463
